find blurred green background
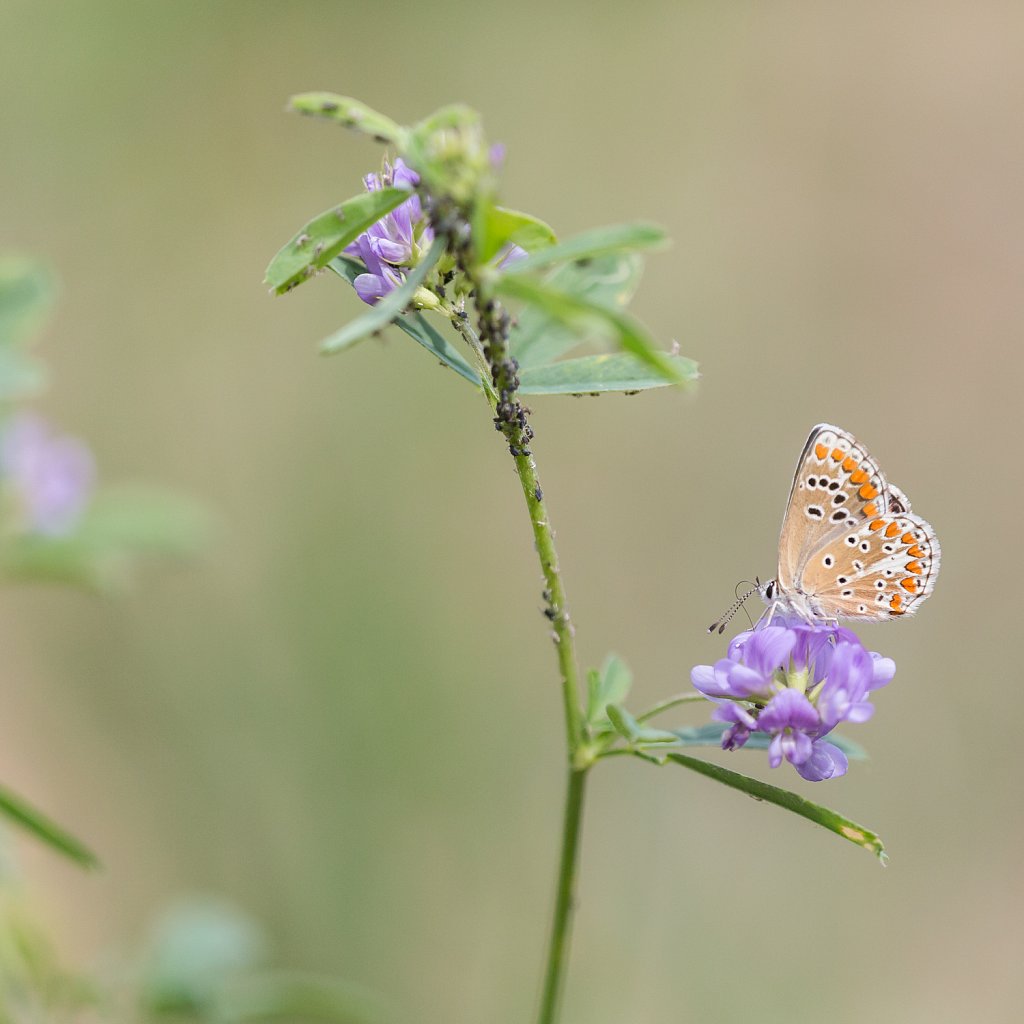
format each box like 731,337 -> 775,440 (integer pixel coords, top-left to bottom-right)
1,1 -> 1021,1021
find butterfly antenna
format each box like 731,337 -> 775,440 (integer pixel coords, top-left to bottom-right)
707,581 -> 762,635
738,577 -> 766,630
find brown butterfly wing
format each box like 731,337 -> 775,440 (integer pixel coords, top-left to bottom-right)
777,424 -> 893,592
798,510 -> 941,619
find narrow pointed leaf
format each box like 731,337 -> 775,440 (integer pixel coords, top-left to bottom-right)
664,753 -> 886,860
288,93 -> 408,148
265,188 -> 410,295
499,222 -> 667,276
510,254 -> 644,369
519,352 -> 698,395
605,704 -> 677,745
606,703 -> 640,742
473,202 -> 557,264
393,315 -> 482,385
0,782 -> 98,868
320,236 -> 445,354
329,256 -> 480,383
494,275 -> 682,383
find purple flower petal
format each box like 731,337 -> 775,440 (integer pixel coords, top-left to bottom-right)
742,626 -> 798,679
690,605 -> 895,780
353,273 -> 389,305
870,653 -> 896,689
391,159 -> 419,190
759,688 -> 819,733
369,237 -> 410,265
795,741 -> 849,782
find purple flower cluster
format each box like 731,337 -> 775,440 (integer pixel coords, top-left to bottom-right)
691,621 -> 895,781
0,413 -> 95,536
346,157 -> 527,307
346,159 -> 434,305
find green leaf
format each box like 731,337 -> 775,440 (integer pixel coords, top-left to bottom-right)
663,753 -> 886,861
320,237 -> 444,354
0,782 -> 98,868
606,704 -> 677,745
510,253 -> 644,369
328,257 -> 481,384
499,222 -> 667,277
586,655 -> 633,725
393,315 -> 481,385
606,703 -> 640,741
472,202 -> 557,264
288,93 -> 408,148
669,724 -> 867,760
0,258 -> 55,348
519,351 -> 698,395
265,189 -> 410,296
495,274 -> 683,383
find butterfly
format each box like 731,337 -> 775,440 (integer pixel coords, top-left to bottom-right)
710,424 -> 941,631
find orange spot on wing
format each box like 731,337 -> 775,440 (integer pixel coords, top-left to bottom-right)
906,561 -> 923,575
863,503 -> 878,517
815,443 -> 829,460
885,522 -> 901,538
859,483 -> 879,500
842,456 -> 858,472
900,578 -> 918,593
889,594 -> 904,613
849,469 -> 869,484
907,544 -> 925,558
831,448 -> 844,461
902,533 -> 915,544
869,519 -> 886,531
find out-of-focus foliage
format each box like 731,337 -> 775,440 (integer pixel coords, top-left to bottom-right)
0,885 -> 386,1024
0,258 -> 207,864
0,259 -> 207,594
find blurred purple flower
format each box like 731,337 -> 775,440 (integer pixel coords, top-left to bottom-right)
497,243 -> 528,269
346,159 -> 434,305
0,413 -> 95,535
691,619 -> 895,782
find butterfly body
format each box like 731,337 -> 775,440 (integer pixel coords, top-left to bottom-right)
763,424 -> 940,623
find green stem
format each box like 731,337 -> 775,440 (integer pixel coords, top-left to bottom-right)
636,691 -> 708,723
537,767 -> 587,1024
512,446 -> 585,753
454,236 -> 587,1024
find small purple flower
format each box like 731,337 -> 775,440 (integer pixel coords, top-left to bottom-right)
691,618 -> 894,782
0,413 -> 95,535
346,159 -> 435,305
